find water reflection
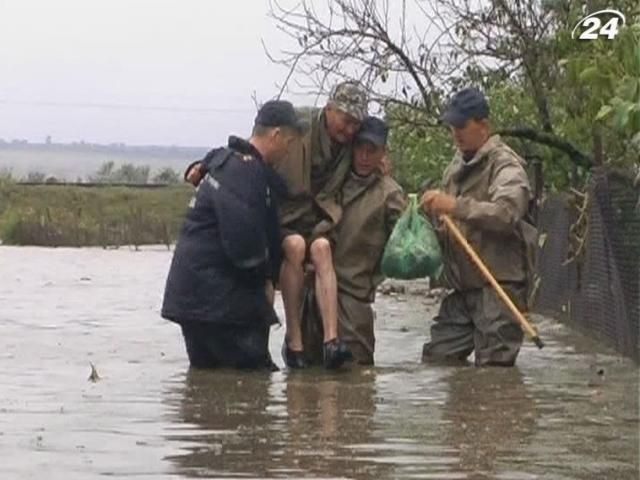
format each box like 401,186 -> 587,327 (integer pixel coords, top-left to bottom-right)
280,370 -> 383,479
162,361 -> 639,480
165,369 -> 277,478
442,367 -> 537,478
164,366 -> 539,479
165,369 -> 384,479
2,247 -> 637,480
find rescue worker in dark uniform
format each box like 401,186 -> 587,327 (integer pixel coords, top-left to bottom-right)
161,100 -> 307,370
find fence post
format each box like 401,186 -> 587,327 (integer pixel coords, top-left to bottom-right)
527,155 -> 544,224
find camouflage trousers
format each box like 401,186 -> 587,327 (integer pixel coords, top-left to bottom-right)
422,283 -> 526,367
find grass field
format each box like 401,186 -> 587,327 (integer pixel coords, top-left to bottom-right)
0,181 -> 192,247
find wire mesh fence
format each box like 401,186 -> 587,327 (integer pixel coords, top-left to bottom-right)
535,167 -> 639,362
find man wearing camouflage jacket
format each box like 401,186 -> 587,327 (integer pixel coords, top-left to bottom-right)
421,87 -> 538,367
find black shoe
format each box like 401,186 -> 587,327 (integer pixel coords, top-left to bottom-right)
323,338 -> 353,369
264,353 -> 280,372
282,342 -> 307,369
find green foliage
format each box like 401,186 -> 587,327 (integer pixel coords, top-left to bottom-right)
0,183 -> 192,247
387,83 -> 548,191
26,171 -> 46,183
0,209 -> 22,244
388,14 -> 640,193
388,115 -> 453,192
546,13 -> 639,173
0,168 -> 14,182
152,167 -> 181,185
90,161 -> 151,184
592,25 -> 640,141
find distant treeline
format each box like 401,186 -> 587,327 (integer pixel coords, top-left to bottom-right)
1,161 -> 185,185
0,138 -> 207,159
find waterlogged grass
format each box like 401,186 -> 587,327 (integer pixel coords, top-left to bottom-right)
0,182 -> 192,247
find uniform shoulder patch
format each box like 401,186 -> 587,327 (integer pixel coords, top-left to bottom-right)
235,153 -> 254,162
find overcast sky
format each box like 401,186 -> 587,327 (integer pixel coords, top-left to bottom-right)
0,0 -> 310,146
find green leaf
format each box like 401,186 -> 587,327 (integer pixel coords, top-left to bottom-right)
595,105 -> 614,121
629,110 -> 640,134
617,77 -> 640,102
612,102 -> 633,131
578,66 -> 600,83
609,96 -> 625,108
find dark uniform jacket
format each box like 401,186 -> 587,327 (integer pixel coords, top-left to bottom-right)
162,136 -> 286,326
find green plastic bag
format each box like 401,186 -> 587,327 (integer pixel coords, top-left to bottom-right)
381,194 -> 442,280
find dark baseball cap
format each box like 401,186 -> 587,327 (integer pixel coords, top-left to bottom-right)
440,87 -> 490,128
355,116 -> 388,147
254,100 -> 308,134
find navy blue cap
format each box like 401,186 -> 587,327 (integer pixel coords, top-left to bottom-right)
355,116 -> 388,147
440,87 -> 490,128
255,100 -> 308,133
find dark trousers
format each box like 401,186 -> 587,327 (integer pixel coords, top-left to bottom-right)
180,321 -> 276,370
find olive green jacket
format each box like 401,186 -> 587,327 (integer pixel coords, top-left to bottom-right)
440,135 -> 537,303
334,171 -> 406,302
274,107 -> 352,237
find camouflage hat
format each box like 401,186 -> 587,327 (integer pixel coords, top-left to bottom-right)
329,81 -> 368,121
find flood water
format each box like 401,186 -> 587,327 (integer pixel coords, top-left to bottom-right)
1,246 -> 638,479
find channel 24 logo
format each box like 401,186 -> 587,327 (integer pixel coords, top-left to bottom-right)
571,9 -> 626,40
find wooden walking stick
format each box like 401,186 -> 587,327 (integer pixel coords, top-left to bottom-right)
441,214 -> 544,349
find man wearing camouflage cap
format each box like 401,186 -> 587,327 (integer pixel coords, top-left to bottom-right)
420,87 -> 538,367
184,81 -> 368,369
276,81 -> 368,369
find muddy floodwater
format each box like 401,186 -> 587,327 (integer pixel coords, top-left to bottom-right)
1,246 -> 638,479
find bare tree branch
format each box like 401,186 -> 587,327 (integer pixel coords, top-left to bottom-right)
264,0 -> 593,168
498,127 -> 592,168
266,0 -> 460,117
